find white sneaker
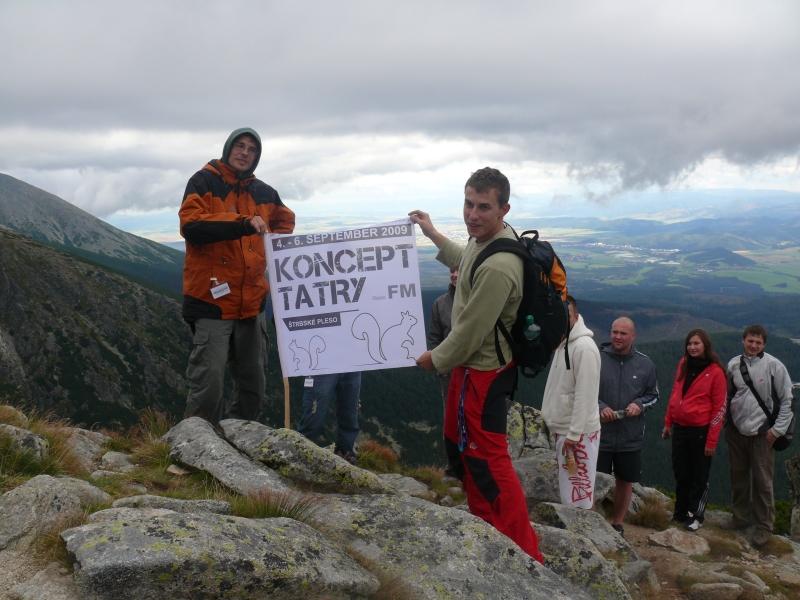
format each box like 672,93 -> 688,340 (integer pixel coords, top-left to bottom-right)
685,519 -> 702,532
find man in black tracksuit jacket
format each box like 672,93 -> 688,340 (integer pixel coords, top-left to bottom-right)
597,317 -> 659,537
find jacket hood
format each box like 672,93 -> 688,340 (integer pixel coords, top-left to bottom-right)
221,127 -> 262,179
569,314 -> 594,340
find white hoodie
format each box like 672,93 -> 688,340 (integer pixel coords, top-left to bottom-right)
541,315 -> 602,441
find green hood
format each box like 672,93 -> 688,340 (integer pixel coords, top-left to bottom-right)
221,127 -> 262,178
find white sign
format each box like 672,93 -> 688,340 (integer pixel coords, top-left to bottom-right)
265,219 -> 425,377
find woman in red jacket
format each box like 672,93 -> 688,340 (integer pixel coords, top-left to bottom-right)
662,328 -> 727,531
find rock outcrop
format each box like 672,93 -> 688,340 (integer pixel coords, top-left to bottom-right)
0,475 -> 110,552
162,417 -> 289,495
536,523 -> 631,600
112,494 -> 231,515
222,420 -> 393,494
323,493 -> 592,600
0,423 -> 49,462
533,502 -> 640,564
62,512 -> 380,599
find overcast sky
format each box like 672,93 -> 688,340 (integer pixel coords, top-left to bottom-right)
1,0 -> 799,239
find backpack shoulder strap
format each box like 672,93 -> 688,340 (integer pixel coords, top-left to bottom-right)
739,356 -> 777,426
469,238 -> 528,286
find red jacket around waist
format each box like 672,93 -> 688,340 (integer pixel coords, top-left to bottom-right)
664,359 -> 727,449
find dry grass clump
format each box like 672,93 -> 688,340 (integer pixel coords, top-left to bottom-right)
629,495 -> 671,531
760,535 -> 793,556
403,465 -> 464,502
0,404 -> 29,427
35,499 -> 111,569
0,409 -> 86,492
707,536 -> 743,559
230,489 -> 330,529
357,440 -> 400,474
346,548 -> 414,600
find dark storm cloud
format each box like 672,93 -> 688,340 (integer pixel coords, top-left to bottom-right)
1,0 -> 799,194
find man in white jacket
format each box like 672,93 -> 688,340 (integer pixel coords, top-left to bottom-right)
541,296 -> 602,509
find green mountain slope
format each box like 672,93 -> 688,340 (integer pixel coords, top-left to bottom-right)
0,173 -> 184,293
0,228 -> 190,426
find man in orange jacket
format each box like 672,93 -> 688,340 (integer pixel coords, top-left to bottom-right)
179,128 -> 295,426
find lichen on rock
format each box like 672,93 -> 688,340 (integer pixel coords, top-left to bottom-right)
61,512 -> 380,599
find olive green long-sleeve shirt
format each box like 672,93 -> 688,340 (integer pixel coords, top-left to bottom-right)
430,226 -> 523,373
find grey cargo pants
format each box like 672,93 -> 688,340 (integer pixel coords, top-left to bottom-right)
184,313 -> 269,427
725,423 -> 776,533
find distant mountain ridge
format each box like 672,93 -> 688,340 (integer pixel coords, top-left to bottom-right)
0,173 -> 184,293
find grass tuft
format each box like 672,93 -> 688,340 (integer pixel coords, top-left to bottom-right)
760,534 -> 793,556
357,440 -> 400,474
707,536 -> 742,559
0,410 -> 87,491
231,489 -> 330,529
346,547 -> 415,600
690,554 -> 712,563
629,494 -> 671,531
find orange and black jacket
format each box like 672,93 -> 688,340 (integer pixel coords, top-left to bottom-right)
179,160 -> 295,320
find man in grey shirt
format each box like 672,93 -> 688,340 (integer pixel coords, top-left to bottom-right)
597,317 -> 658,537
724,324 -> 794,547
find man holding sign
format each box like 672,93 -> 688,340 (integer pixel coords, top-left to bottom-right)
179,128 -> 295,426
410,167 -> 543,563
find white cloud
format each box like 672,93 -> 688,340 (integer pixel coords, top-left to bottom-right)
1,0 -> 799,218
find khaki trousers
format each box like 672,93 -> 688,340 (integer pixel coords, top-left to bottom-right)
184,313 -> 269,427
725,423 -> 775,533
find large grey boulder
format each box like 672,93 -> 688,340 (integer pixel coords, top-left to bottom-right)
514,448 -> 562,506
621,560 -> 660,591
632,483 -> 670,505
536,523 -> 631,600
324,493 -> 592,599
507,402 -> 551,459
61,512 -> 379,600
55,477 -> 111,505
380,474 -> 434,499
7,562 -> 79,600
687,583 -> 743,600
88,507 -> 177,524
648,528 -> 710,555
595,471 -> 616,504
112,494 -> 231,515
75,429 -> 111,446
680,566 -> 764,600
0,424 -> 49,462
162,417 -> 289,495
218,418 -> 274,455
0,475 -> 110,552
65,430 -> 104,472
100,451 -> 136,473
532,502 -> 640,564
222,421 -> 392,494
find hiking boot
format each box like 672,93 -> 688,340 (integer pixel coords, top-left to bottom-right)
334,447 -> 357,465
719,518 -> 749,531
685,519 -> 702,532
611,524 -> 624,538
752,529 -> 772,548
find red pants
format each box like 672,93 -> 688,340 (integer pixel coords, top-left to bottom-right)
444,364 -> 543,564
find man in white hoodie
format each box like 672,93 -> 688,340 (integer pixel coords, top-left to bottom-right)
541,295 -> 602,509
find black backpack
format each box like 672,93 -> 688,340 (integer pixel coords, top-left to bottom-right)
470,226 -> 570,379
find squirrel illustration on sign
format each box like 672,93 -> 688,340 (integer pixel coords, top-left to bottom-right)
289,336 -> 326,371
351,311 -> 418,364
